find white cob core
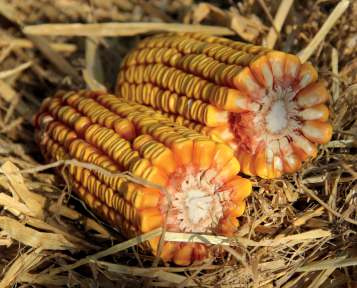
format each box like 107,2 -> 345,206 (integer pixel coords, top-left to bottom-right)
265,100 -> 288,133
163,168 -> 226,233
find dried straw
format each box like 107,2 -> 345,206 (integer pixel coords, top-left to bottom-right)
0,0 -> 356,287
23,22 -> 234,37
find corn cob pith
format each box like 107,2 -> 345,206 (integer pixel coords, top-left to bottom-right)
33,91 -> 252,266
116,33 -> 333,178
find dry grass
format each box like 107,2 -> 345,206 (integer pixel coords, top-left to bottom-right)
0,0 -> 356,287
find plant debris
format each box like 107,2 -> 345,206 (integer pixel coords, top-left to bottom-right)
0,0 -> 356,287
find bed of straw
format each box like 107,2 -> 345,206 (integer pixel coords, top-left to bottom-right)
0,0 -> 356,287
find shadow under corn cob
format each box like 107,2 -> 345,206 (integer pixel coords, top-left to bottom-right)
33,91 -> 252,266
116,33 -> 333,179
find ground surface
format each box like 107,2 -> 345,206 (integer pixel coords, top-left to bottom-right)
0,0 -> 356,287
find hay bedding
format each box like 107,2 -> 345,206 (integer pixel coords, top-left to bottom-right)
0,0 -> 356,287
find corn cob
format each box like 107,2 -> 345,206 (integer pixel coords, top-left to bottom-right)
116,33 -> 333,178
34,90 -> 252,266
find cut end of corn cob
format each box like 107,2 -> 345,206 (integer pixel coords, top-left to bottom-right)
34,90 -> 252,266
231,53 -> 332,178
116,33 -> 333,178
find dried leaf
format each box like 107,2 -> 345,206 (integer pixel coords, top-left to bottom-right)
23,22 -> 234,37
229,11 -> 265,42
1,161 -> 45,218
0,61 -> 32,79
96,261 -> 195,286
0,216 -> 78,250
192,3 -> 227,25
0,248 -> 44,288
164,229 -> 331,247
0,192 -> 35,217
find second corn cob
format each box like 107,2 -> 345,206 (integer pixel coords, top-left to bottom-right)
116,32 -> 333,178
34,91 -> 252,266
